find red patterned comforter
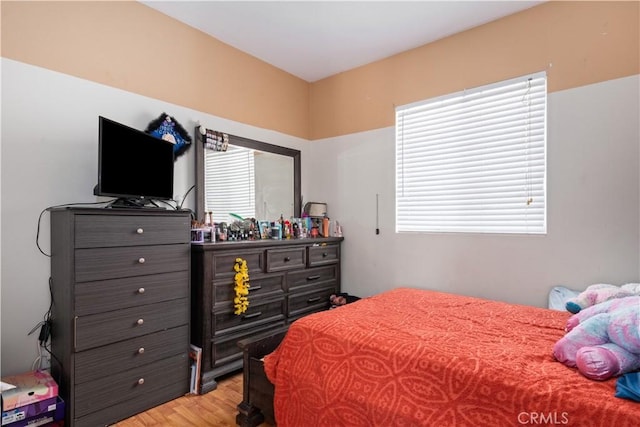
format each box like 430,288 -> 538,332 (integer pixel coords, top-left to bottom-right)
264,287 -> 640,426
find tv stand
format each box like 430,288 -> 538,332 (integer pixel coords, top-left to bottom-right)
108,198 -> 164,209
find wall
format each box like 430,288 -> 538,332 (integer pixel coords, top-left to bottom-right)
309,1 -> 639,139
306,75 -> 640,307
1,1 -> 639,376
1,1 -> 309,140
2,67 -> 638,378
0,59 -> 309,376
3,2 -> 638,141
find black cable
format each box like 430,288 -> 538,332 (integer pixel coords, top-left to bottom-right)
27,277 -> 53,342
155,199 -> 177,210
178,184 -> 196,210
36,200 -> 117,257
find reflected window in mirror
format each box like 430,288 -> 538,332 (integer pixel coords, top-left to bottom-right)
205,145 -> 256,221
195,127 -> 301,224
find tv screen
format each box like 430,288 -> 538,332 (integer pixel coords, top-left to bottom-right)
94,116 -> 174,204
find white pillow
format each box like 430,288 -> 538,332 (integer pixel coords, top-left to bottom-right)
548,286 -> 581,311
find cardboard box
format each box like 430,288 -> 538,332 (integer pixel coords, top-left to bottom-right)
1,397 -> 57,426
1,397 -> 64,427
0,371 -> 58,412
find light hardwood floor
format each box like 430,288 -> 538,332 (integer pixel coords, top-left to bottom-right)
114,372 -> 272,427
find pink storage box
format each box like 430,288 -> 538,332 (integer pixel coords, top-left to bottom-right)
0,371 -> 58,412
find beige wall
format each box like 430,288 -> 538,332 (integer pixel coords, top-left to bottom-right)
1,1 -> 310,139
310,1 -> 640,139
2,2 -> 639,141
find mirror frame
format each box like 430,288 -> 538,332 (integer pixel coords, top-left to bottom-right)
195,131 -> 301,222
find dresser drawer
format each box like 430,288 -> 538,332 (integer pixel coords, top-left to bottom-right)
75,299 -> 189,351
212,249 -> 264,279
308,243 -> 340,266
74,353 -> 188,420
75,325 -> 188,384
210,322 -> 285,369
213,273 -> 284,307
266,247 -> 306,272
288,286 -> 336,319
75,270 -> 188,316
75,243 -> 189,282
74,214 -> 189,248
287,265 -> 338,292
74,384 -> 186,427
213,297 -> 285,336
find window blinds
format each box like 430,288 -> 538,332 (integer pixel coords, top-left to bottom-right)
395,72 -> 547,234
204,144 -> 256,222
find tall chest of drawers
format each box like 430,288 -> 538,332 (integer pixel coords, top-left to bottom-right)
50,208 -> 191,427
191,237 -> 343,393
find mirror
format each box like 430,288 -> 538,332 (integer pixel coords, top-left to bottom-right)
195,129 -> 301,224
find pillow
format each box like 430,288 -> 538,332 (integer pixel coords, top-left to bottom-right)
548,286 -> 581,311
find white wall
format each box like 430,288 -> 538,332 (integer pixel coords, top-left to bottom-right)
2,58 -> 638,376
0,59 -> 309,376
306,75 -> 640,308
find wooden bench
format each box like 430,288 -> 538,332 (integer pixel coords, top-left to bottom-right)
236,327 -> 289,427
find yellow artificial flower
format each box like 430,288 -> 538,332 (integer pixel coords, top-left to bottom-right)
233,258 -> 250,315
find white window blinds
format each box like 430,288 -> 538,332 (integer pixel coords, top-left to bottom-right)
395,72 -> 547,234
204,144 -> 256,222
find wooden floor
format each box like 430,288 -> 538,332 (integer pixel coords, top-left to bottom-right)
114,372 -> 272,427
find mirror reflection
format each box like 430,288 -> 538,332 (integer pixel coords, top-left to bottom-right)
195,129 -> 301,225
203,145 -> 294,222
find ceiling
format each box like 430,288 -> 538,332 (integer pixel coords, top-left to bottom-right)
141,1 -> 544,82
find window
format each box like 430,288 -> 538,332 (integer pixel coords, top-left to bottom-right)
395,72 -> 546,234
204,144 -> 256,221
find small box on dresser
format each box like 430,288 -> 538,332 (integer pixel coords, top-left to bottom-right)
50,207 -> 191,427
191,237 -> 343,393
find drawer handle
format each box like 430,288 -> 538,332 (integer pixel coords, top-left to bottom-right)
307,296 -> 322,303
307,275 -> 321,281
136,318 -> 144,326
137,347 -> 145,354
136,228 -> 144,234
249,285 -> 262,292
242,311 -> 262,320
138,287 -> 145,294
322,252 -> 329,258
137,378 -> 145,385
138,257 -> 146,264
283,257 -> 291,262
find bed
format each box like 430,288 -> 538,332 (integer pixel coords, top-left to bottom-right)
257,287 -> 639,427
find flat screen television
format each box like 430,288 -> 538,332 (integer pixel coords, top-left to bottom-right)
94,116 -> 174,207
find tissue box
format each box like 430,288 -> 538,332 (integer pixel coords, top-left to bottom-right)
0,371 -> 58,411
1,397 -> 64,427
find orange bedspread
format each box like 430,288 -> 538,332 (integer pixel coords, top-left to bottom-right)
264,287 -> 640,427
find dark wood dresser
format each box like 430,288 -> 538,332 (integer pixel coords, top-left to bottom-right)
191,236 -> 343,393
50,207 -> 191,427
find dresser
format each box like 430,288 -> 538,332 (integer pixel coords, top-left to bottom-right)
50,207 -> 191,427
191,237 -> 343,393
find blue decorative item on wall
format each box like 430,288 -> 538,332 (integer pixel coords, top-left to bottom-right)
145,112 -> 192,159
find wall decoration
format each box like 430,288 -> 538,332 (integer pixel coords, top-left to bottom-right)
145,112 -> 192,158
198,126 -> 229,152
